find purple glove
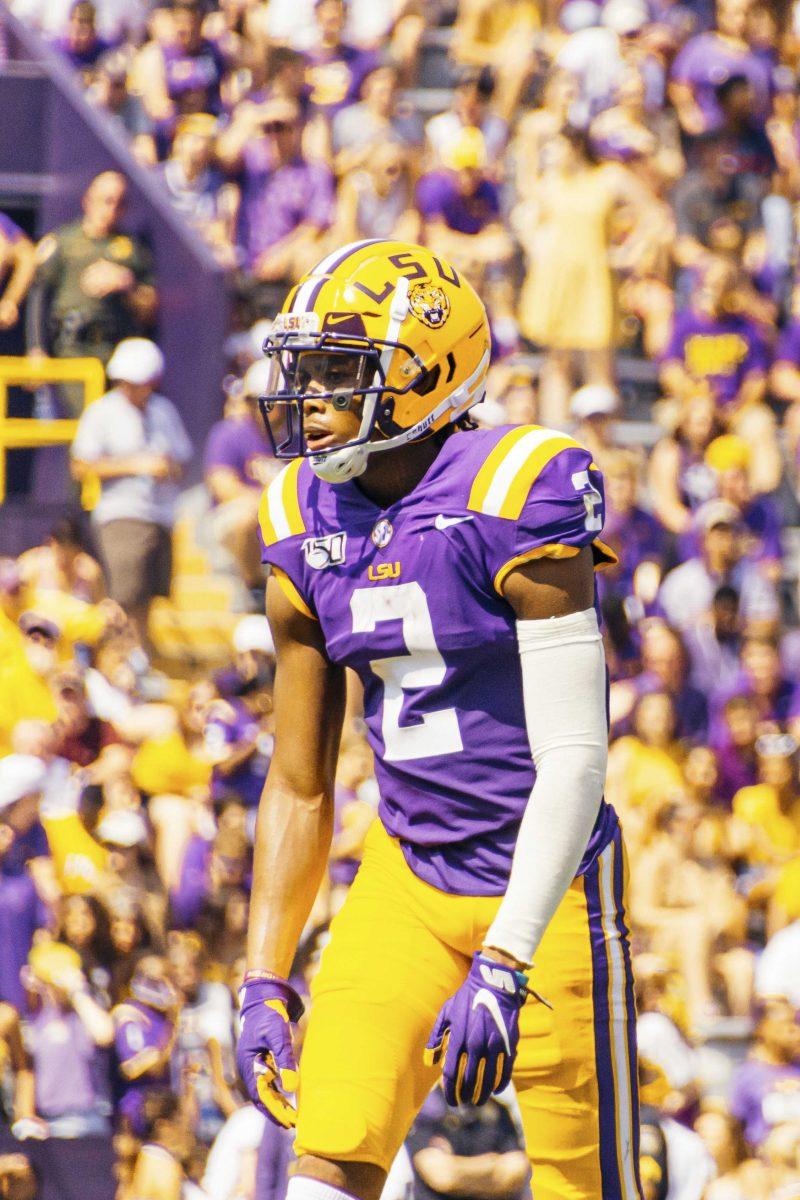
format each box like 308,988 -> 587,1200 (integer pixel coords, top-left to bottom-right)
236,972 -> 305,1127
424,953 -> 529,1106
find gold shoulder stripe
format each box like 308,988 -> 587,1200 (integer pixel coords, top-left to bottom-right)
258,459 -> 306,547
272,567 -> 317,620
468,426 -> 582,519
500,435 -> 578,520
494,539 -> 619,594
468,426 -> 533,513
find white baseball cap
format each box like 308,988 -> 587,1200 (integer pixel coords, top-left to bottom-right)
570,384 -> 619,420
602,0 -> 648,34
0,755 -> 48,812
233,615 -> 275,656
107,338 -> 165,386
96,808 -> 148,848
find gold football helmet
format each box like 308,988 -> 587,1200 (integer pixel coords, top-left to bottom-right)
260,239 -> 491,482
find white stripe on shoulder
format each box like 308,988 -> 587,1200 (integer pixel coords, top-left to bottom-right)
481,428 -> 563,517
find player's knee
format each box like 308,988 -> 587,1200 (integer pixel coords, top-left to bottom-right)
291,1155 -> 386,1200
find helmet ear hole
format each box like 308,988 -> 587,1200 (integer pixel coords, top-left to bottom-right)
412,365 -> 441,397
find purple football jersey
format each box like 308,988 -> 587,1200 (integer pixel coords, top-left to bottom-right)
260,424 -> 619,896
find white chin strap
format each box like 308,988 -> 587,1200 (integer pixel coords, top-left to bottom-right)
309,279 -> 489,484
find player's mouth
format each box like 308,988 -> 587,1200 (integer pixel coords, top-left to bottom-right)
305,425 -> 340,452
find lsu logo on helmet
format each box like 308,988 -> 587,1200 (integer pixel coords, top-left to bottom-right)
259,240 -> 490,484
409,283 -> 450,329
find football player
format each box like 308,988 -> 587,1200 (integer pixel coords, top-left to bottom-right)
237,240 -> 642,1200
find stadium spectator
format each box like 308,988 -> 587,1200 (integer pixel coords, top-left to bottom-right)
405,1084 -> 529,1200
425,67 -> 508,174
50,2 -> 111,80
28,172 -> 157,397
217,96 -> 335,313
203,361 -> 275,593
658,500 -> 779,634
415,126 -> 513,296
132,0 -> 227,126
70,338 -> 192,647
85,51 -> 156,165
0,214 -> 36,334
334,141 -> 420,244
304,0 -> 379,122
22,941 -> 115,1200
450,0 -> 540,121
669,0 -> 776,138
17,518 -> 105,605
728,997 -> 800,1149
516,126 -> 643,425
332,61 -> 422,177
159,115 -> 237,266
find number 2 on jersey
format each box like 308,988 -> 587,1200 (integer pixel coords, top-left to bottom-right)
350,582 -> 463,763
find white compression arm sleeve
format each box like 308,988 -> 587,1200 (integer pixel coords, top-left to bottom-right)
483,608 -> 608,967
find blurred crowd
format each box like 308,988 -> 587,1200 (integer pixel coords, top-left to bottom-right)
2,0 -> 800,1199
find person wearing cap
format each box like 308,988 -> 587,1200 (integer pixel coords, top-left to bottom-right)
160,116 -> 238,267
415,125 -> 513,291
28,172 -> 157,403
204,363 -> 275,593
214,615 -> 275,700
424,67 -> 507,177
21,941 -> 116,1200
657,498 -> 779,634
0,755 -> 53,1012
70,337 -> 192,645
701,435 -> 782,581
569,383 -> 621,467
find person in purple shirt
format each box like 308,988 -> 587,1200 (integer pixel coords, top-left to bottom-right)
0,212 -> 35,333
770,286 -> 800,405
598,449 -> 669,615
219,97 -> 334,286
712,635 -> 800,732
660,258 -> 769,412
669,0 -> 776,136
304,0 -> 378,119
711,692 -> 759,805
205,362 -> 276,591
701,435 -> 783,577
203,697 -> 271,810
728,998 -> 800,1148
51,1 -> 112,77
170,817 -> 250,929
112,957 -> 177,1136
22,942 -> 115,1200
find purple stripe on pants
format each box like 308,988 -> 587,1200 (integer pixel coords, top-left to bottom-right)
584,829 -> 642,1200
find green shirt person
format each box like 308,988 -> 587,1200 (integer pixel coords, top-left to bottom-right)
28,172 -> 158,403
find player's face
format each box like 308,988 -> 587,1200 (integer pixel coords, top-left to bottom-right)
295,351 -> 366,452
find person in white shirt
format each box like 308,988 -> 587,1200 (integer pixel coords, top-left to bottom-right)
755,921 -> 800,1008
70,338 -> 192,648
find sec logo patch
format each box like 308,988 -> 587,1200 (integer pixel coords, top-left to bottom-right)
371,519 -> 394,549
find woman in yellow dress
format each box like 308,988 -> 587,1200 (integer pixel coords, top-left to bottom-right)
516,125 -> 643,425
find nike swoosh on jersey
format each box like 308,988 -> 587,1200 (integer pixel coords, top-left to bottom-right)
434,514 -> 474,531
471,988 -> 511,1054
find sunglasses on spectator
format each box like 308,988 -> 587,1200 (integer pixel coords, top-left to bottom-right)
24,628 -> 56,644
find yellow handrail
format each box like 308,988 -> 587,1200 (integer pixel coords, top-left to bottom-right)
0,355 -> 106,507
